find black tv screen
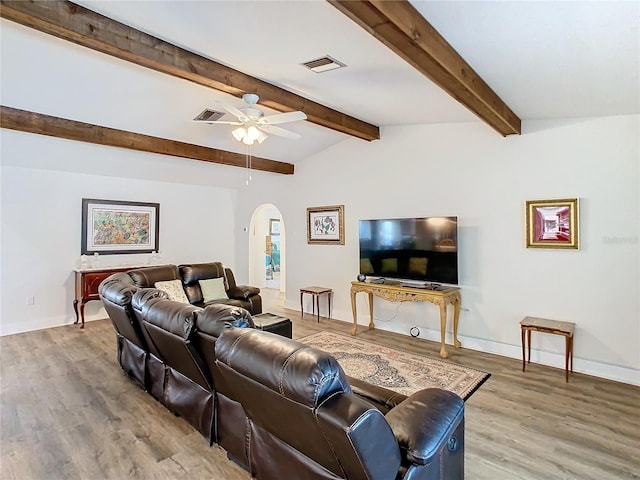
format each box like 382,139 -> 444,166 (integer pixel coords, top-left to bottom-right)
359,217 -> 458,285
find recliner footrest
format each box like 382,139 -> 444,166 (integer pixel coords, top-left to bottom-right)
253,313 -> 292,338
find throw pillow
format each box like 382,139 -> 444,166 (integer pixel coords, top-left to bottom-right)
154,279 -> 190,304
199,277 -> 229,303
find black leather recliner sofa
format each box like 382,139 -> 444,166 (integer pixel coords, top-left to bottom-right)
216,327 -> 465,480
99,270 -> 465,479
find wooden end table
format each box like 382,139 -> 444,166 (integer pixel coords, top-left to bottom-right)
300,287 -> 333,322
520,316 -> 575,382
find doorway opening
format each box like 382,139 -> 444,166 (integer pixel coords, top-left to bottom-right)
249,204 -> 285,294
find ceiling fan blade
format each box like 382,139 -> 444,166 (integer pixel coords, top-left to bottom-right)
258,111 -> 307,125
222,103 -> 249,122
259,124 -> 301,140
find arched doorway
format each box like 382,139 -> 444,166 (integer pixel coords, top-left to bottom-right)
248,204 -> 285,293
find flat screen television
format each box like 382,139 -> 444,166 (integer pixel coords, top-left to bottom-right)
359,217 -> 458,285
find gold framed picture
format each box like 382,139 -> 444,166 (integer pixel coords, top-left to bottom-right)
307,205 -> 345,245
525,198 -> 579,249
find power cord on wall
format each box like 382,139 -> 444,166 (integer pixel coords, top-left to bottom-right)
371,300 -> 422,337
373,301 -> 403,323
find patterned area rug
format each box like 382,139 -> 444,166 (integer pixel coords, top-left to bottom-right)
299,331 -> 490,401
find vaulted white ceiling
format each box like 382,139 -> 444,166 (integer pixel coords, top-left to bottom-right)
3,0 -> 638,166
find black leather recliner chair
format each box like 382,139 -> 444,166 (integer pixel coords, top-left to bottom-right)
99,272 -> 148,389
130,289 -> 255,448
192,305 -> 255,469
215,328 -> 466,480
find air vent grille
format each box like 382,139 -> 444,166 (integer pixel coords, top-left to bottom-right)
193,109 -> 226,122
301,55 -> 346,73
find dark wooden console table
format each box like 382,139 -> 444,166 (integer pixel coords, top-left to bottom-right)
73,266 -> 139,329
350,281 -> 461,358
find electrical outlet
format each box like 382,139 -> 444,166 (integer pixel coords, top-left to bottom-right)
26,296 -> 35,305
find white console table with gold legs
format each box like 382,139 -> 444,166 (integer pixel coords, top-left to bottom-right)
350,281 -> 462,358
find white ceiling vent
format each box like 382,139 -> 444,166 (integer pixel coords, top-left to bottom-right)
301,55 -> 346,73
193,109 -> 226,122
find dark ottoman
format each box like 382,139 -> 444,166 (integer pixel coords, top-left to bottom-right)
253,312 -> 292,338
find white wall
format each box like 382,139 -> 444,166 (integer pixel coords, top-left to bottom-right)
1,130 -> 238,335
236,115 -> 640,384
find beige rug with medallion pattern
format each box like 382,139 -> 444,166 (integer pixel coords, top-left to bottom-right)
299,331 -> 490,401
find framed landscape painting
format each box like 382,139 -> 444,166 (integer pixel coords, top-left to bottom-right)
525,198 -> 579,249
81,198 -> 160,254
307,205 -> 345,245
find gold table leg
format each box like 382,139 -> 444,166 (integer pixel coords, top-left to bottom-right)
452,293 -> 461,348
438,301 -> 448,358
367,292 -> 374,330
350,287 -> 358,335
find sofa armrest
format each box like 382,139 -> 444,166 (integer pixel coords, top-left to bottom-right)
385,388 -> 464,466
348,376 -> 407,414
227,285 -> 260,300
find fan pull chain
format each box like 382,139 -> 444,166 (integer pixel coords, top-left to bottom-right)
246,145 -> 252,185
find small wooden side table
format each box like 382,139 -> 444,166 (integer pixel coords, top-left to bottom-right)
520,316 -> 575,382
300,286 -> 333,322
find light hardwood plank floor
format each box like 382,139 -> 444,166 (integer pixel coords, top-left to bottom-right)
1,288 -> 638,479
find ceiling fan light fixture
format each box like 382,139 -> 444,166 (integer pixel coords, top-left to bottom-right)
256,130 -> 268,144
232,126 -> 247,142
246,125 -> 261,141
204,93 -> 304,146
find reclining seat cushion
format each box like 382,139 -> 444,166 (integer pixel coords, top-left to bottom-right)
216,329 -> 402,480
179,262 -> 227,305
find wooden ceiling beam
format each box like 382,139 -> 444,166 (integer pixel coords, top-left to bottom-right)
0,0 -> 379,141
1,106 -> 295,175
329,0 -> 521,136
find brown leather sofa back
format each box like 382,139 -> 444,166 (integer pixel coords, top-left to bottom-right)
216,328 -> 403,480
130,289 -> 255,448
99,272 -> 145,350
124,263 -> 261,314
98,272 -> 147,388
133,291 -> 213,441
128,264 -> 181,287
193,305 -> 255,468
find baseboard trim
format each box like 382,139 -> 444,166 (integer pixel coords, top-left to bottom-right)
300,303 -> 640,387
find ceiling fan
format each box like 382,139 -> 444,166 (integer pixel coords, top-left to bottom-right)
195,93 -> 307,145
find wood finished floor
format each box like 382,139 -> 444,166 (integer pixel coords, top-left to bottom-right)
1,288 -> 638,479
